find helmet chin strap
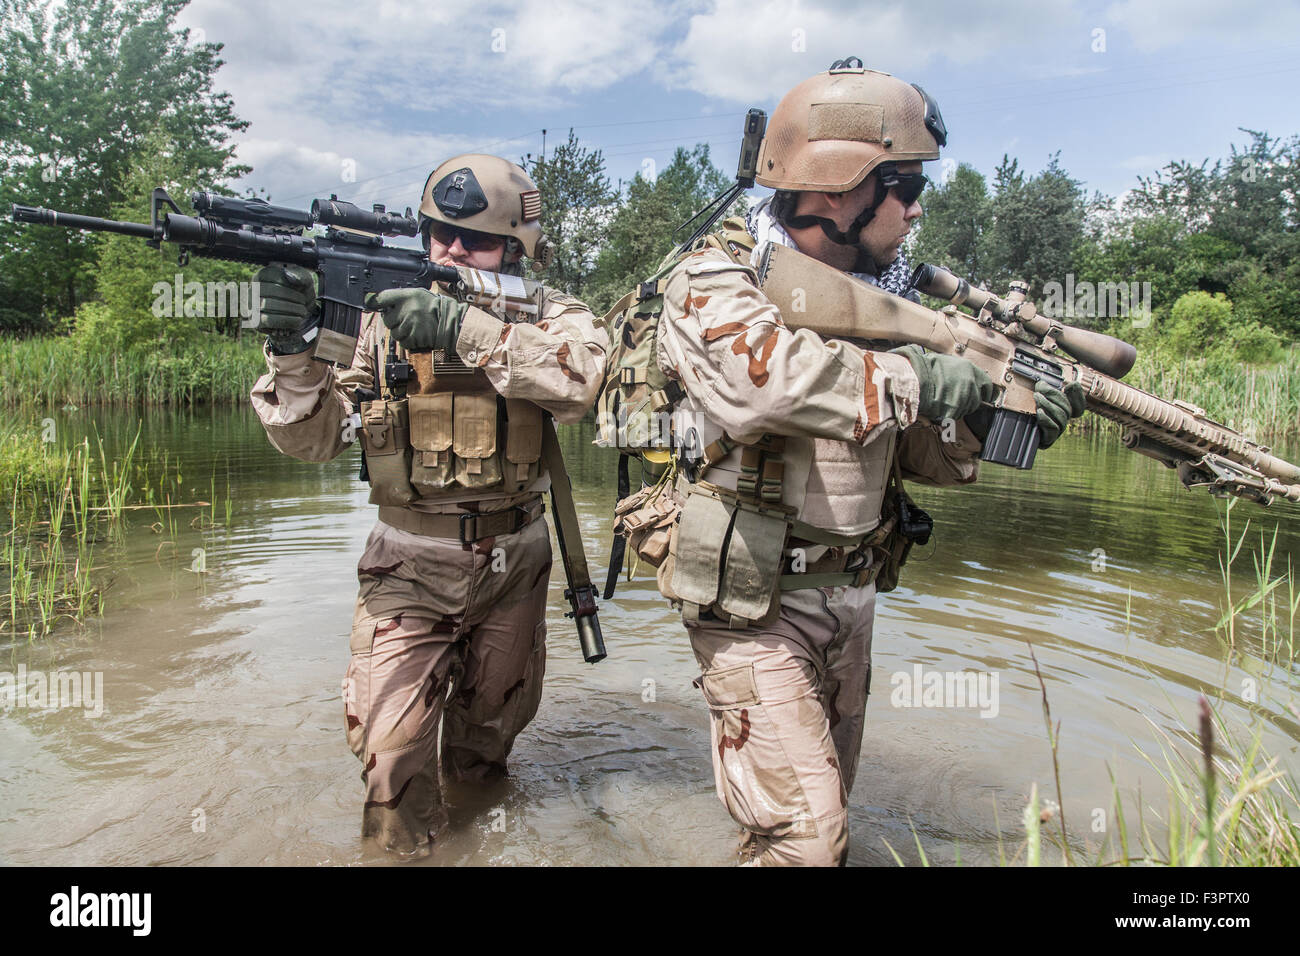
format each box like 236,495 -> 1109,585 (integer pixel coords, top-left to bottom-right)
779,175 -> 890,272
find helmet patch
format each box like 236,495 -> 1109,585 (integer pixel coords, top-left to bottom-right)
520,189 -> 541,223
433,167 -> 489,219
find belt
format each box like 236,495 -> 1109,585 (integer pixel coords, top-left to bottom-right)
778,545 -> 878,590
378,497 -> 545,544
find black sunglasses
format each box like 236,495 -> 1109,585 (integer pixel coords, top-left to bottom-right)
876,165 -> 929,205
424,220 -> 506,253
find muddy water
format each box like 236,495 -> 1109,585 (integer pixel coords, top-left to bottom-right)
1,406 -> 1297,866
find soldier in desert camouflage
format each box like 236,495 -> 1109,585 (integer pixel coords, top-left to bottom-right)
652,59 -> 1085,865
249,155 -> 605,856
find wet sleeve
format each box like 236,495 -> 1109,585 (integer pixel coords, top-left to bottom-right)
656,250 -> 921,447
454,289 -> 606,424
249,314 -> 378,462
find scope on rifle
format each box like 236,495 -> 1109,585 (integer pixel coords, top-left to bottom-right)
191,192 -> 313,231
912,262 -> 1137,380
312,195 -> 419,238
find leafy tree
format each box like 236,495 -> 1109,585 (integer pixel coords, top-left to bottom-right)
907,162 -> 991,281
523,129 -> 616,300
983,153 -> 1086,296
0,0 -> 248,333
587,144 -> 733,313
76,127 -> 254,350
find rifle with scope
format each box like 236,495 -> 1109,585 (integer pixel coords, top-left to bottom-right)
757,242 -> 1300,506
10,188 -> 542,366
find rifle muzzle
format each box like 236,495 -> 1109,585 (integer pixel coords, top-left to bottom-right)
576,613 -> 606,664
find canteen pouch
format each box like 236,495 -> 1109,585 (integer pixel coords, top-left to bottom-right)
359,398 -> 416,506
503,398 -> 543,492
407,393 -> 455,493
669,484 -> 790,627
453,391 -> 503,489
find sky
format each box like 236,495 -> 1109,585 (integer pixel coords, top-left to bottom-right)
174,0 -> 1300,219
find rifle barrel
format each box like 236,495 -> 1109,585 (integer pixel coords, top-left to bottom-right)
11,204 -> 158,240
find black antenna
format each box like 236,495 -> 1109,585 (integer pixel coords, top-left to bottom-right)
671,109 -> 766,255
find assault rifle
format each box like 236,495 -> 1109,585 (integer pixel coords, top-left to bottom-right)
757,242 -> 1300,506
10,189 -> 542,365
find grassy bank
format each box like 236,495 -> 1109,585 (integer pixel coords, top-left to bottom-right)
0,333 -> 266,407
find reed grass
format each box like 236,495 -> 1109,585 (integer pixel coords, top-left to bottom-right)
0,419 -> 212,639
886,497 -> 1300,867
0,334 -> 265,407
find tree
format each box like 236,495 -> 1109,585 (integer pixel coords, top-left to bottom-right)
587,144 -> 733,313
983,152 -> 1086,296
907,162 -> 991,282
523,129 -> 616,300
0,0 -> 248,333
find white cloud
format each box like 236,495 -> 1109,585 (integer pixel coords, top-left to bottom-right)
1105,0 -> 1300,52
658,0 -> 1083,102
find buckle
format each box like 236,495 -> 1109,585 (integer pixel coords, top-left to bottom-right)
458,512 -> 479,545
844,547 -> 870,574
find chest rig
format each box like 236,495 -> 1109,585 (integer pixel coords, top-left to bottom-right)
356,318 -> 545,509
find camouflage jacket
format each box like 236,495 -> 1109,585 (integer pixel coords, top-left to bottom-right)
656,245 -> 980,537
250,287 -> 606,512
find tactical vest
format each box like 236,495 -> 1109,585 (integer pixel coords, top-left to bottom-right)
356,325 -> 545,509
611,218 -> 926,625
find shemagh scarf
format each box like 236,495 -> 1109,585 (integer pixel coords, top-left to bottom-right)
744,195 -> 916,299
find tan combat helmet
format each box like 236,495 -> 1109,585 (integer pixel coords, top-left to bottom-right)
756,56 -> 947,193
418,154 -> 544,257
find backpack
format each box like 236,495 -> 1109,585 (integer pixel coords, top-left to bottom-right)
594,218 -> 756,596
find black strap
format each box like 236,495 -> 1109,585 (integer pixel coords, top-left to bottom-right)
602,454 -> 631,599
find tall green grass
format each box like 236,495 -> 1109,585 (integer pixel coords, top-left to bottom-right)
0,420 -> 215,640
0,334 -> 265,407
1092,344 -> 1300,442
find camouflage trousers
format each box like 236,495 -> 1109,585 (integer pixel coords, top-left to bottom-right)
686,582 -> 876,866
343,513 -> 552,856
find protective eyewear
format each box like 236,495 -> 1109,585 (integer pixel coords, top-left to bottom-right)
425,220 -> 506,253
877,166 -> 929,205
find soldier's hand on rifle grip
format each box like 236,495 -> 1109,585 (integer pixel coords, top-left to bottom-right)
366,288 -> 467,353
892,344 -> 998,423
256,263 -> 318,355
1034,379 -> 1086,449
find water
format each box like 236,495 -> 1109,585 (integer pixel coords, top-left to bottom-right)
2,405 -> 1297,866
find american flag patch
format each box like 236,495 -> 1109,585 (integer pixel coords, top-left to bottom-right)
520,190 -> 541,222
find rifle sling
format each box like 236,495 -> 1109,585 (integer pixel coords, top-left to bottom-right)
541,418 -> 595,591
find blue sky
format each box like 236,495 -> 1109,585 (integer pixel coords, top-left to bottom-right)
175,0 -> 1300,218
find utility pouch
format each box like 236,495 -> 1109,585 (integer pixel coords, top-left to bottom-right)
716,498 -> 790,626
453,391 -> 502,489
669,487 -> 734,612
613,483 -> 680,568
503,398 -> 543,491
408,393 -> 454,493
359,398 -> 416,506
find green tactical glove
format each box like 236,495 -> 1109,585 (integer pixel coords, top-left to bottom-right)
892,344 -> 998,423
365,288 -> 467,353
255,264 -> 317,355
1034,379 -> 1087,449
